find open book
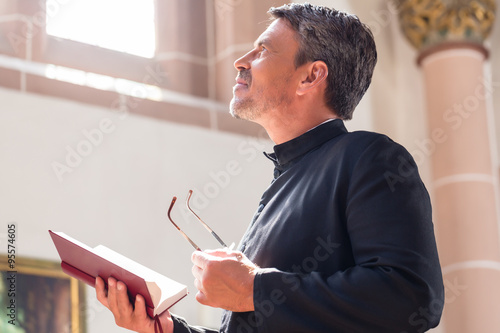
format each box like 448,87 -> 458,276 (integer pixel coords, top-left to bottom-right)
49,230 -> 188,318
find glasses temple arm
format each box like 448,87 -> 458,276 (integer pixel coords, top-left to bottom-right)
186,190 -> 228,248
167,197 -> 201,251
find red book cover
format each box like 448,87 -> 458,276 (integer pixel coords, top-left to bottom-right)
49,230 -> 187,318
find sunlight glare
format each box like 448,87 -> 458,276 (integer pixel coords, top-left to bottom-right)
46,0 -> 155,58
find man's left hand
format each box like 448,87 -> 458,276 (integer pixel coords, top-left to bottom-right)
191,250 -> 259,312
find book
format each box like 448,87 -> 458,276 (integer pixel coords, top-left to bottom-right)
49,230 -> 188,318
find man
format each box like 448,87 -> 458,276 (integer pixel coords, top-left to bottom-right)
96,3 -> 444,332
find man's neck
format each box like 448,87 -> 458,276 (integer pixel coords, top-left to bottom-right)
259,114 -> 339,144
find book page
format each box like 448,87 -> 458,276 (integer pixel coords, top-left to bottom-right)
93,245 -> 187,309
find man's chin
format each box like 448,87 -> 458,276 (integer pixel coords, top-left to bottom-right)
230,107 -> 252,121
229,99 -> 239,119
229,99 -> 245,120
229,109 -> 242,120
229,98 -> 261,122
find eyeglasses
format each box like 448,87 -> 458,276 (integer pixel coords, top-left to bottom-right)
167,190 -> 228,251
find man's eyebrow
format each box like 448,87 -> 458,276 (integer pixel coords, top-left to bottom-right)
254,38 -> 272,49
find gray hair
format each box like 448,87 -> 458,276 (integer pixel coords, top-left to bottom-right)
268,3 -> 377,120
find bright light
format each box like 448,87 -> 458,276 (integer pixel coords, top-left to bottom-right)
43,63 -> 163,102
46,0 -> 156,58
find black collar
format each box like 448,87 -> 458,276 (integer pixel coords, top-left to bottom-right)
265,119 -> 348,169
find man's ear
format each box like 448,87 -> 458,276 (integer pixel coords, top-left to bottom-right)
297,61 -> 328,96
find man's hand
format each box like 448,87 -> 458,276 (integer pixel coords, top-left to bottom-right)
95,276 -> 174,333
191,249 -> 259,312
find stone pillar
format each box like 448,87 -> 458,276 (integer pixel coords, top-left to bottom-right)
154,0 -> 209,98
396,1 -> 500,332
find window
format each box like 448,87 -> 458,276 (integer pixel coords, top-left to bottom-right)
46,0 -> 156,58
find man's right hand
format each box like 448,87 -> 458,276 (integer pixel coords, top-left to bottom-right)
95,276 -> 174,333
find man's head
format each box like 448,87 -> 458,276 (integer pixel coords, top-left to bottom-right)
230,17 -> 301,123
230,3 -> 377,122
268,3 -> 377,120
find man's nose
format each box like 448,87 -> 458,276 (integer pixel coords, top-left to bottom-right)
234,50 -> 253,71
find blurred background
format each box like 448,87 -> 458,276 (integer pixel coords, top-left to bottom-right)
0,0 -> 499,332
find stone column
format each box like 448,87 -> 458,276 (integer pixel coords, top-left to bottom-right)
154,0 -> 209,98
396,1 -> 500,332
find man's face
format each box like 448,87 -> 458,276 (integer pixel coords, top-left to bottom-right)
230,18 -> 301,122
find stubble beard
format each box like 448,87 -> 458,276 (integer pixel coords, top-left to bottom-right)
230,70 -> 261,121
230,94 -> 263,121
229,69 -> 293,122
230,86 -> 292,122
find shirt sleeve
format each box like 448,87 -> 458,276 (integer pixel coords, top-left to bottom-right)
172,315 -> 219,333
252,136 -> 445,333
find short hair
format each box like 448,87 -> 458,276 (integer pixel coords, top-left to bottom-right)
268,3 -> 377,120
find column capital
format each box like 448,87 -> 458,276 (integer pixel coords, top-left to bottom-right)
395,0 -> 496,52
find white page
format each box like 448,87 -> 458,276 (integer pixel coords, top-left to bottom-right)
93,245 -> 187,309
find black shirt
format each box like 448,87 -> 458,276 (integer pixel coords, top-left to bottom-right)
174,119 -> 444,333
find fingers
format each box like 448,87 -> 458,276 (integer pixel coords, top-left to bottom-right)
191,251 -> 210,269
192,263 -> 202,281
107,277 -> 119,312
191,250 -> 248,294
193,271 -> 203,292
204,248 -> 244,259
190,249 -> 258,312
192,264 -> 206,303
102,278 -> 132,316
107,278 -> 134,315
95,276 -> 109,308
133,294 -> 149,322
106,278 -> 140,328
95,276 -> 162,332
116,280 -> 133,314
192,249 -> 244,268
204,249 -> 233,257
191,265 -> 208,306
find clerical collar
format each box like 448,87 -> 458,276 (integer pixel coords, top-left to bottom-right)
306,118 -> 337,132
264,119 -> 347,168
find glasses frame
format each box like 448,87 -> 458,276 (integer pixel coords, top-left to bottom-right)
167,190 -> 227,251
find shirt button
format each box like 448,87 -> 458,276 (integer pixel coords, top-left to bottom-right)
273,169 -> 280,178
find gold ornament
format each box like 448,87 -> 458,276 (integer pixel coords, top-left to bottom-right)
394,0 -> 496,50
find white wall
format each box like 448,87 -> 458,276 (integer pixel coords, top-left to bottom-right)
0,87 -> 274,331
